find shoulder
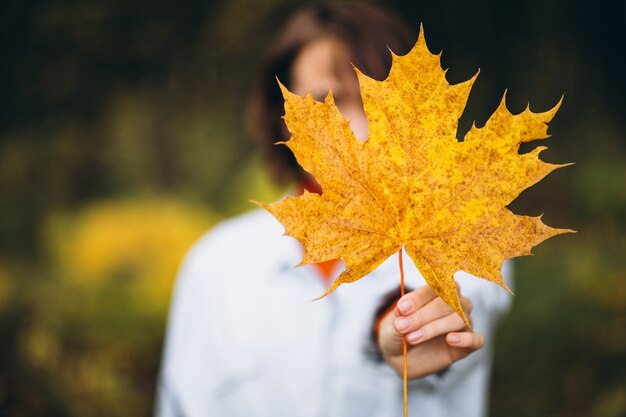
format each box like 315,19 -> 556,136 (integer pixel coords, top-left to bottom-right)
187,208 -> 285,259
174,208 -> 295,293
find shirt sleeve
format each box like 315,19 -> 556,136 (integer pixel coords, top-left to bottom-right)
154,236 -> 220,417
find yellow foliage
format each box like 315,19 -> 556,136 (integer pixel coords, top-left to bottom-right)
256,28 -> 573,325
46,198 -> 214,309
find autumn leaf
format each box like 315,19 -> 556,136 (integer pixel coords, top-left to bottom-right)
254,27 -> 574,326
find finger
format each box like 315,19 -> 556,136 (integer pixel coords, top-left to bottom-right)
396,281 -> 471,317
405,311 -> 466,345
394,285 -> 437,316
394,297 -> 453,334
445,332 -> 485,362
394,294 -> 473,335
446,332 -> 484,350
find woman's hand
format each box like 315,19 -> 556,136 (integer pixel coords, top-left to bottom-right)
377,284 -> 484,379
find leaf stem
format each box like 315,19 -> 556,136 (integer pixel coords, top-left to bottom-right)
399,249 -> 407,417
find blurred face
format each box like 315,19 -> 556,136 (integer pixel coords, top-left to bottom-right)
290,37 -> 369,141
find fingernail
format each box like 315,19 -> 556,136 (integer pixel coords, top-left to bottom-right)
398,300 -> 412,314
395,317 -> 411,332
407,329 -> 424,343
448,334 -> 461,344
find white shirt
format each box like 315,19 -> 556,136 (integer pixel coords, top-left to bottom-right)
156,209 -> 513,417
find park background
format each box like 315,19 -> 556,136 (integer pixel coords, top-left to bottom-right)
0,0 -> 624,416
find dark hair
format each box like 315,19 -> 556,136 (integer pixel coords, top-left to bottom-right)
246,3 -> 416,185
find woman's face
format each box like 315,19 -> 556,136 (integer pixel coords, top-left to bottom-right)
290,37 -> 369,141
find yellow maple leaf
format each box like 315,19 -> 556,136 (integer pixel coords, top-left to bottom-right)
254,28 -> 574,326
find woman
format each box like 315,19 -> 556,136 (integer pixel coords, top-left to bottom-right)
156,4 -> 512,417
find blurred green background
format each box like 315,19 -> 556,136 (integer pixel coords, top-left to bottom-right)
0,0 -> 624,416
